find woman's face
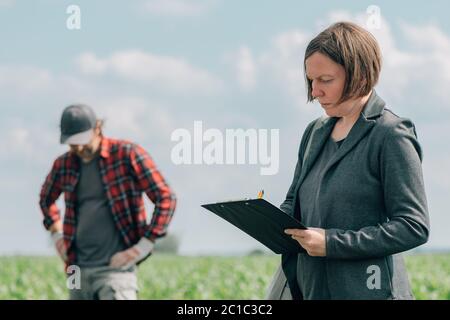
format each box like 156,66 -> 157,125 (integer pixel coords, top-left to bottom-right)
305,52 -> 353,117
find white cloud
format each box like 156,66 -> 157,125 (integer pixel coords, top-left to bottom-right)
76,50 -> 224,95
398,22 -> 450,102
419,122 -> 450,190
0,118 -> 59,165
76,52 -> 108,75
0,65 -> 52,94
400,22 -> 450,52
2,127 -> 32,156
90,96 -> 175,143
0,0 -> 14,7
0,64 -> 95,104
143,0 -> 217,17
258,30 -> 313,112
228,46 -> 257,91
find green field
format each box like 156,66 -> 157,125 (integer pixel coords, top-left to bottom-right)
0,254 -> 449,300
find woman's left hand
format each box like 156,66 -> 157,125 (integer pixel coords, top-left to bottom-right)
284,227 -> 327,257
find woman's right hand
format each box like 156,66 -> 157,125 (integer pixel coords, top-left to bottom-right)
285,227 -> 327,257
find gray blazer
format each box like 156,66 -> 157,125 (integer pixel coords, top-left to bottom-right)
280,91 -> 430,299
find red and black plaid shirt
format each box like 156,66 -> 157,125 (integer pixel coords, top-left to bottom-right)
39,137 -> 176,265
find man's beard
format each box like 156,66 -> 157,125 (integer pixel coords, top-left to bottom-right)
75,145 -> 97,160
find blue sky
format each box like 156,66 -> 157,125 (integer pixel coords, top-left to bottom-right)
1,0 -> 449,256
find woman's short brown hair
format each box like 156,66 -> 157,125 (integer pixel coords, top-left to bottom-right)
304,22 -> 382,103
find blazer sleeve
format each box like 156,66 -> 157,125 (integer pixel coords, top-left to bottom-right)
326,118 -> 430,259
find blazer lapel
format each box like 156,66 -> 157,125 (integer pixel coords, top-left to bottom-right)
323,116 -> 375,175
294,117 -> 337,194
323,90 -> 386,175
289,91 -> 386,220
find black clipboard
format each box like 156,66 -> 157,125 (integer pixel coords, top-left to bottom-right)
201,198 -> 307,254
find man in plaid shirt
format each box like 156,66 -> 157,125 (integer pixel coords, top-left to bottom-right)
39,104 -> 176,299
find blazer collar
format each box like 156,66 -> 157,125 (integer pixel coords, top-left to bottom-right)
361,90 -> 386,119
314,90 -> 386,130
294,90 -> 386,197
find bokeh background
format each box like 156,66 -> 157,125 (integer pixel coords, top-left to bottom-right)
0,0 -> 449,299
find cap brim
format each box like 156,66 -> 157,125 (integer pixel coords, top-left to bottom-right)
60,129 -> 94,145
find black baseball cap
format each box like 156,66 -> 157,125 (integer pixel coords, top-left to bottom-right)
60,104 -> 97,145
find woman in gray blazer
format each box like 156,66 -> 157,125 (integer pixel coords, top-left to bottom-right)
281,22 -> 430,300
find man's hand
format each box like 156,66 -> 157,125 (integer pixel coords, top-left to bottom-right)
49,220 -> 63,234
51,231 -> 67,262
110,247 -> 141,268
49,221 -> 67,262
284,227 -> 327,257
109,237 -> 154,269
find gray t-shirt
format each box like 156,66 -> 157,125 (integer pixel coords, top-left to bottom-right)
74,155 -> 126,268
297,136 -> 344,299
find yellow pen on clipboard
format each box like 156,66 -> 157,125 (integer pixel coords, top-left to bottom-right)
257,189 -> 264,199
